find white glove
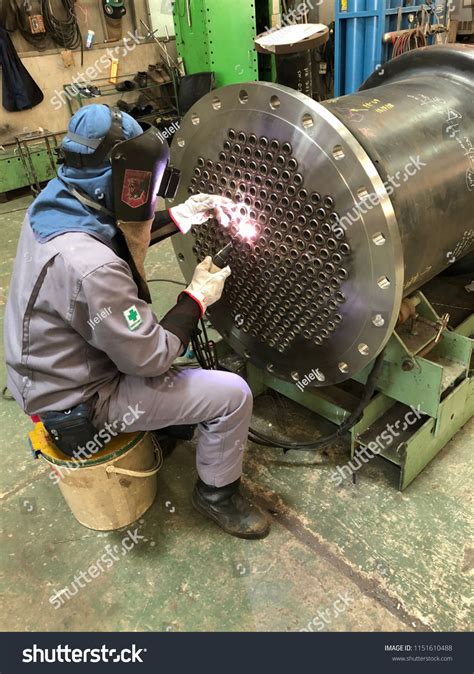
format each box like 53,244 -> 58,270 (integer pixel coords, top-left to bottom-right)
183,256 -> 231,315
169,194 -> 237,234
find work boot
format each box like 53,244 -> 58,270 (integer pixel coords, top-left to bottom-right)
192,477 -> 270,539
134,71 -> 148,88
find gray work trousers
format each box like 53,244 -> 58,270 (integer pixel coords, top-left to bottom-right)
103,368 -> 253,487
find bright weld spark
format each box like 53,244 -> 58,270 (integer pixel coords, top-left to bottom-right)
236,217 -> 258,241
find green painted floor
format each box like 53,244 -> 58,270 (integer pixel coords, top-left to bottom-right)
0,194 -> 472,632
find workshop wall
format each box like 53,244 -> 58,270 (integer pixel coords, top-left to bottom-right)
0,43 -> 170,138
0,0 -> 176,140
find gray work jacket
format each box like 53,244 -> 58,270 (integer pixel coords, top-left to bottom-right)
4,215 -> 185,424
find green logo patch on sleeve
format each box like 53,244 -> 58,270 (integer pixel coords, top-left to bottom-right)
123,305 -> 143,331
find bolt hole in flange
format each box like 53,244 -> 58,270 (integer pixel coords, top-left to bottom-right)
302,113 -> 314,129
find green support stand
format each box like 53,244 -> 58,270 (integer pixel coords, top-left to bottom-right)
246,292 -> 473,490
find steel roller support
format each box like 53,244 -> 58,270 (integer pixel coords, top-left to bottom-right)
169,45 -> 473,387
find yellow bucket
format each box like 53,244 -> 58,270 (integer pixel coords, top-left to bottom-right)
30,423 -> 162,531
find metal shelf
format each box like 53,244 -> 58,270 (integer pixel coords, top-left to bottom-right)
63,72 -> 176,119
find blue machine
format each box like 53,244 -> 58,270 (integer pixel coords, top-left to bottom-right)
334,0 -> 450,96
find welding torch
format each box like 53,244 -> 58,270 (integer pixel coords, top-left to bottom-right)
211,241 -> 233,271
210,211 -> 257,270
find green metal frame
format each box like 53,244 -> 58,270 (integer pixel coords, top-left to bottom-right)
0,135 -> 62,196
246,292 -> 473,490
173,0 -> 279,87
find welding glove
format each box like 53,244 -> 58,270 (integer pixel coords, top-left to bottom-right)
169,194 -> 236,234
182,256 -> 231,316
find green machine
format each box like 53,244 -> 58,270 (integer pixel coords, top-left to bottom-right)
0,132 -> 63,201
172,0 -> 281,86
246,290 -> 473,490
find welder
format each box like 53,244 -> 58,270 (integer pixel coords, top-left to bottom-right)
4,104 -> 270,540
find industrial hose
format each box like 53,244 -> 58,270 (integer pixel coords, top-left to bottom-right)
12,0 -> 49,49
41,0 -> 82,58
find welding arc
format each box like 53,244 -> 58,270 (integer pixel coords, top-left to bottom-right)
247,351 -> 385,452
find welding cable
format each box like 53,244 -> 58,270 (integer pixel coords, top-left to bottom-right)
247,350 -> 386,452
199,319 -> 217,369
41,0 -> 83,62
392,27 -> 426,58
191,328 -> 214,370
148,277 -> 212,366
148,278 -> 187,287
13,0 -> 49,49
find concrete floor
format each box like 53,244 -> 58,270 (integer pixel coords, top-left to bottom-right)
1,194 -> 472,633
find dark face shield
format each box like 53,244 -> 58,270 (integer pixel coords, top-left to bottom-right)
111,122 -> 179,223
58,107 -> 180,221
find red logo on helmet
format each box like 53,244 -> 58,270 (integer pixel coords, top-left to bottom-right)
121,169 -> 151,208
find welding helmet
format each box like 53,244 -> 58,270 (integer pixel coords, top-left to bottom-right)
59,105 -> 180,220
58,105 -> 180,302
